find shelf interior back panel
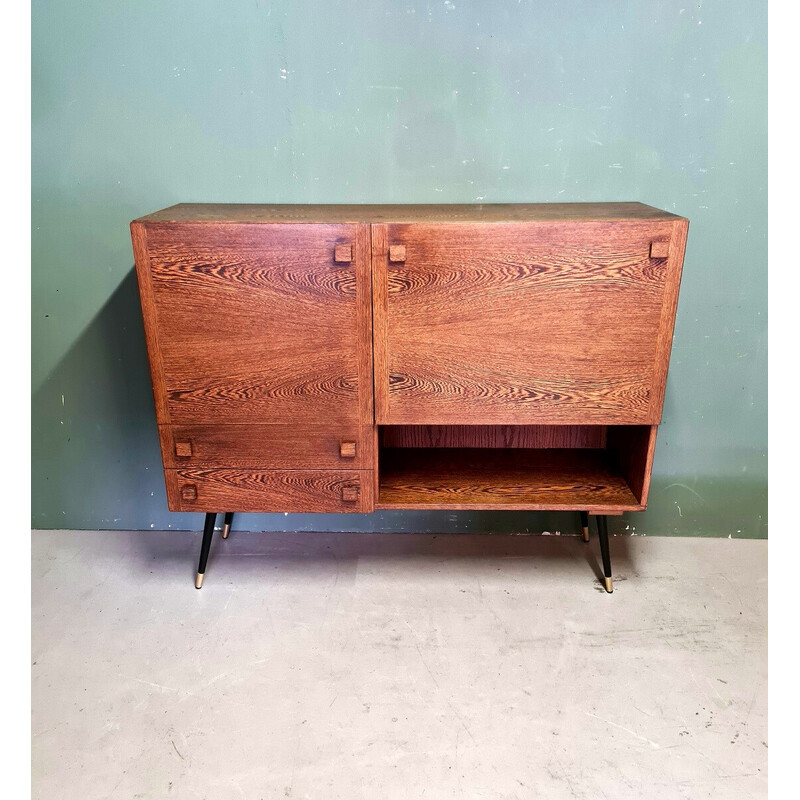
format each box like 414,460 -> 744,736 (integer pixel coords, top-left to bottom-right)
376,448 -> 641,512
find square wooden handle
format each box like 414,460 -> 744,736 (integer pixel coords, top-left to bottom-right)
334,244 -> 353,263
341,486 -> 359,503
181,484 -> 197,502
389,245 -> 406,262
340,441 -> 357,458
175,441 -> 193,458
649,240 -> 670,259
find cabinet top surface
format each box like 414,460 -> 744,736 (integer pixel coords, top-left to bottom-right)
133,202 -> 685,225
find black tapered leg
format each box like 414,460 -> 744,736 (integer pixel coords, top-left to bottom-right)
195,512 -> 217,589
596,515 -> 613,593
222,512 -> 234,540
579,511 -> 590,542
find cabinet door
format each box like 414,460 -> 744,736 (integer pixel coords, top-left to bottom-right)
373,220 -> 687,425
135,222 -> 373,427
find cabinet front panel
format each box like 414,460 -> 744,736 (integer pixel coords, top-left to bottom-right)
141,222 -> 372,425
166,468 -> 373,513
374,220 -> 685,424
159,424 -> 373,470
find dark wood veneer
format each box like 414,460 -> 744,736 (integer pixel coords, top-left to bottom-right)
373,220 -> 686,425
377,449 -> 639,512
135,202 -> 683,225
166,468 -> 372,513
132,203 -> 687,517
160,424 -> 373,470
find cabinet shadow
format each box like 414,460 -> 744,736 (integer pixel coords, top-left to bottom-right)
122,528 -> 634,589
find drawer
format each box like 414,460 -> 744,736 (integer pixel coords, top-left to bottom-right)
159,424 -> 373,470
165,469 -> 374,513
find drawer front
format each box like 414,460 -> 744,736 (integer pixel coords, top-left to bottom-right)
136,222 -> 373,426
159,424 -> 373,470
373,220 -> 687,425
166,469 -> 373,513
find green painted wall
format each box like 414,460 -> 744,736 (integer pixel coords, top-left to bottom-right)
32,1 -> 767,537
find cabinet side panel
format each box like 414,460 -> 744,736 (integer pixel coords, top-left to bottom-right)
164,468 -> 181,511
372,424 -> 380,499
607,425 -> 658,506
649,218 -> 689,422
131,221 -> 171,425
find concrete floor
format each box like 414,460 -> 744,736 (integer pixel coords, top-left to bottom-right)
32,530 -> 767,799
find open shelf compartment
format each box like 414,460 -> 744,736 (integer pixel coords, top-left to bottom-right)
375,425 -> 656,512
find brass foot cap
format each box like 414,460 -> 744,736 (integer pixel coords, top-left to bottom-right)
604,577 -> 613,593
222,524 -> 230,540
582,527 -> 590,542
195,572 -> 205,589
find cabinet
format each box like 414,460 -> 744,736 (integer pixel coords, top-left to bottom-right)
132,203 -> 688,590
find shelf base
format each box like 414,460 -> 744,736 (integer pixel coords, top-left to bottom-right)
377,448 -> 641,512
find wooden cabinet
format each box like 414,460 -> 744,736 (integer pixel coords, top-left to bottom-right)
132,203 -> 688,590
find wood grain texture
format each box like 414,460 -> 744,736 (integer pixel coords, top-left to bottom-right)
377,448 -> 641,512
371,424 -> 380,501
371,224 -> 390,422
174,440 -> 193,458
131,204 -> 686,517
135,203 -> 684,225
159,424 -> 373,470
339,441 -> 357,458
650,240 -> 670,259
354,224 -> 374,425
142,222 -> 370,425
649,218 -> 690,422
381,425 -> 607,449
376,220 -> 682,425
607,425 -> 658,506
333,244 -> 352,262
131,222 -> 171,424
166,468 -> 374,513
